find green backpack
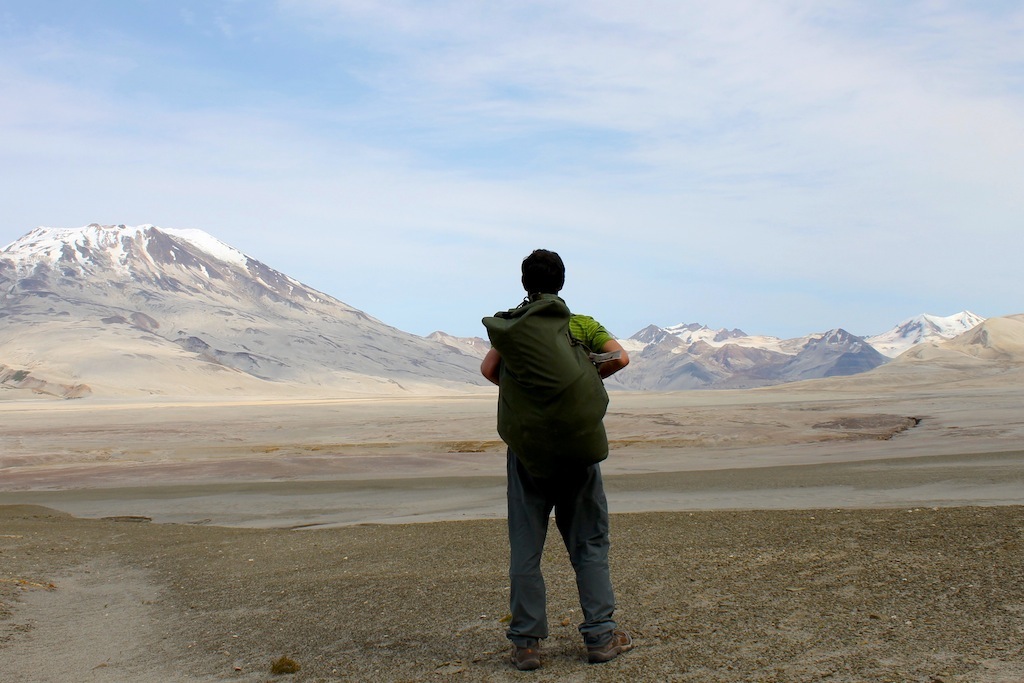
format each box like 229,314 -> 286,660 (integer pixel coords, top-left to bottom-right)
482,294 -> 609,478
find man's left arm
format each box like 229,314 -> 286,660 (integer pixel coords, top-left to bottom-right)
596,339 -> 629,378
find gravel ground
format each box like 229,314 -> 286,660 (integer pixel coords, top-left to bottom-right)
2,504 -> 1024,682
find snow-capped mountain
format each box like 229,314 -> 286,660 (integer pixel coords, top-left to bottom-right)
894,314 -> 1024,363
0,224 -> 487,397
606,321 -> 889,390
941,314 -> 1024,361
866,312 -> 986,358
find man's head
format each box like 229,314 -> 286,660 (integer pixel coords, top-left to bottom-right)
521,249 -> 565,295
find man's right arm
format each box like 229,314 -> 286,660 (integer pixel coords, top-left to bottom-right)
481,348 -> 501,385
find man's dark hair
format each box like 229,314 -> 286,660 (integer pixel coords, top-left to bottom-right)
521,249 -> 565,295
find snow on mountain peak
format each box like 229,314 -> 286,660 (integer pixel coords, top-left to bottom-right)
807,328 -> 864,350
159,227 -> 249,268
2,224 -> 250,271
867,311 -> 985,357
662,322 -> 749,347
664,322 -> 706,335
630,324 -> 673,345
1,223 -> 340,312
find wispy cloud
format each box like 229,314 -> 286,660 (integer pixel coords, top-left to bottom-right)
2,1 -> 1022,337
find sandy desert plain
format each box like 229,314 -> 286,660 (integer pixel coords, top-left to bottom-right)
2,354 -> 1024,682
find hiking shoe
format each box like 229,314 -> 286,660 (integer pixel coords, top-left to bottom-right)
511,641 -> 541,671
587,629 -> 633,664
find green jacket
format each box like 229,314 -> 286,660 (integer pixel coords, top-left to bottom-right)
482,294 -> 609,478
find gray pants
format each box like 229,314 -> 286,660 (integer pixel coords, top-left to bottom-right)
506,451 -> 617,646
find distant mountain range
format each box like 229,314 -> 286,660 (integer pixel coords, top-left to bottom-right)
0,224 -> 1016,398
601,311 -> 986,391
605,326 -> 883,391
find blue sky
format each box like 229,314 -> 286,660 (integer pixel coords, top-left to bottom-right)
2,1 -> 1022,340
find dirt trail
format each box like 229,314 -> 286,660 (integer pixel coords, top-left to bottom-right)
3,505 -> 1023,682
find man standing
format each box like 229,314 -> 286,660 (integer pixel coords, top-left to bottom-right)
481,249 -> 632,671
